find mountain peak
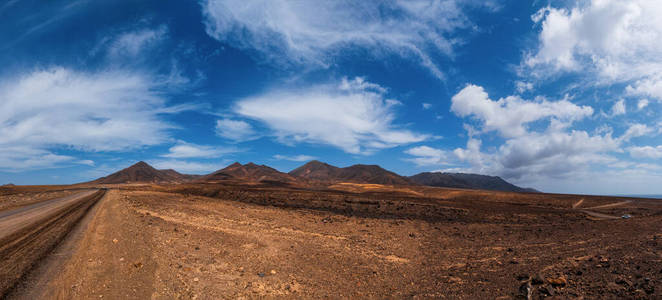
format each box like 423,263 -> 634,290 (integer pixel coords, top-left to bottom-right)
131,161 -> 152,168
92,161 -> 182,184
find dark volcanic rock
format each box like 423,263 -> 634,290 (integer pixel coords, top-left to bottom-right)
408,172 -> 539,193
199,162 -> 297,184
289,160 -> 412,185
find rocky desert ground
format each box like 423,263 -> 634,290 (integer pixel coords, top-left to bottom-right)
1,180 -> 661,299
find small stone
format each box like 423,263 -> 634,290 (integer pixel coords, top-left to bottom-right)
119,257 -> 124,262
270,269 -> 277,275
547,276 -> 567,287
193,277 -> 199,282
112,239 -> 118,244
257,272 -> 265,278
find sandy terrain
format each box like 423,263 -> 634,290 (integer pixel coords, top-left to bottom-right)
2,183 -> 662,299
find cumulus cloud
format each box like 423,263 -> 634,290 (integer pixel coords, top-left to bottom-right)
450,84 -> 593,138
637,99 -> 649,110
215,119 -> 258,141
162,141 -> 237,158
526,0 -> 662,83
627,76 -> 662,101
232,77 -> 428,154
449,84 -> 653,181
422,103 -> 432,110
200,0 -> 493,80
273,154 -> 317,162
628,145 -> 662,159
404,145 -> 447,166
0,67 -> 190,170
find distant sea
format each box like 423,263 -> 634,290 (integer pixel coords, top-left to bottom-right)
619,195 -> 662,199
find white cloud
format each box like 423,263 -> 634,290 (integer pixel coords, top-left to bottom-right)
108,25 -> 168,58
162,141 -> 236,158
450,84 -> 593,138
627,76 -> 662,101
233,77 -> 428,154
526,0 -> 662,83
515,81 -> 533,93
200,0 -> 492,80
273,154 -> 316,162
404,145 -> 447,166
422,103 -> 432,110
450,84 -> 653,182
215,118 -> 258,141
149,159 -> 226,174
0,67 -> 189,170
619,123 -> 652,142
610,99 -> 626,116
637,99 -> 649,110
628,145 -> 662,159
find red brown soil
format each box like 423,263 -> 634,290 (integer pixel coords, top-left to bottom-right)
3,183 -> 662,299
0,190 -> 104,297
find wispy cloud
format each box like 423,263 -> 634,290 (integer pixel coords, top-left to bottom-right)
0,67 -> 188,170
162,141 -> 237,158
200,0 -> 493,80
273,154 -> 316,162
232,77 -> 428,154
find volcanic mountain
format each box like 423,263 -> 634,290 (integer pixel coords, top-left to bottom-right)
92,161 -> 190,184
198,162 -> 297,184
289,160 -> 413,185
408,172 -> 538,193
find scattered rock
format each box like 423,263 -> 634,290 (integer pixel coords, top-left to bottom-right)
270,269 -> 277,275
518,280 -> 532,300
516,274 -> 529,281
257,272 -> 265,278
538,285 -> 554,296
112,239 -> 118,244
531,275 -> 544,285
193,277 -> 199,282
546,276 -> 567,287
133,262 -> 143,269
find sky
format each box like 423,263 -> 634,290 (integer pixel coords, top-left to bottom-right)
1,0 -> 661,195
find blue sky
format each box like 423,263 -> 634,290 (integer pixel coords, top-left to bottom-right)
1,0 -> 661,195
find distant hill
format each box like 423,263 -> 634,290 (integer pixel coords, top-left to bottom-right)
408,172 -> 538,193
92,161 -> 188,184
289,160 -> 413,185
159,169 -> 202,182
199,162 -> 297,184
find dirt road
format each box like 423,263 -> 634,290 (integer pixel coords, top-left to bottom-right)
0,189 -> 104,297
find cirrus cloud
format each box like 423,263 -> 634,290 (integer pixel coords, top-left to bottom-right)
200,0 -> 494,80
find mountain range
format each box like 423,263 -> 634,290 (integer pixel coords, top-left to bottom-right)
90,160 -> 538,193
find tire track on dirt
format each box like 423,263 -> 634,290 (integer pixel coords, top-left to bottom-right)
0,189 -> 105,297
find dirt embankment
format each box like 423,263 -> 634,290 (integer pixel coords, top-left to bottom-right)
0,189 -> 104,297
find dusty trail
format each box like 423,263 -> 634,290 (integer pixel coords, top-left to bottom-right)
0,190 -> 97,240
0,189 -> 104,297
583,200 -> 632,210
572,198 -> 584,209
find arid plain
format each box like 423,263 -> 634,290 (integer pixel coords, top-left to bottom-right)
1,161 -> 661,299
